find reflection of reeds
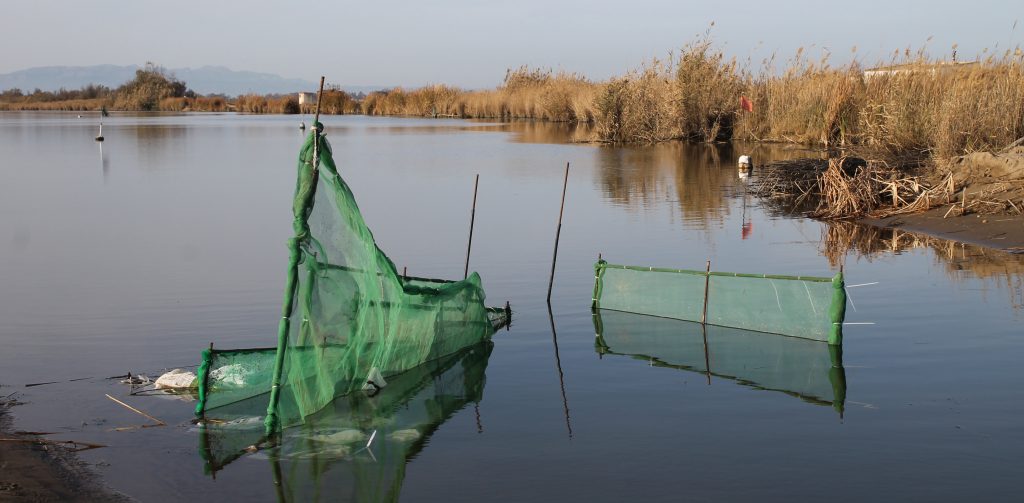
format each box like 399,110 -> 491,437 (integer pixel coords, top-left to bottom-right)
821,220 -> 1024,310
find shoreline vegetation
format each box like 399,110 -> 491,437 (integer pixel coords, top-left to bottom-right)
3,42 -> 1021,154
3,40 -> 1023,224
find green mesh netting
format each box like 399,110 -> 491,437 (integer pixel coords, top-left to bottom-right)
592,260 -> 846,344
593,310 -> 846,415
194,125 -> 509,433
199,342 -> 493,502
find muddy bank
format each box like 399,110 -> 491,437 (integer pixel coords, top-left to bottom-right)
0,397 -> 127,502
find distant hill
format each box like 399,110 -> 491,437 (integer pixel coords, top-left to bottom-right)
0,64 -> 384,96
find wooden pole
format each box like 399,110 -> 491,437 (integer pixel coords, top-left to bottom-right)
313,76 -> 325,127
701,260 -> 711,324
105,394 -> 166,426
546,163 -> 570,303
311,76 -> 325,171
464,174 -> 479,279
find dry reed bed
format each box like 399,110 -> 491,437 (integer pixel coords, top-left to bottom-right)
752,155 -> 962,219
3,40 -> 1021,164
361,68 -> 600,122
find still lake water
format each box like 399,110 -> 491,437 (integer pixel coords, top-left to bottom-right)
1,112 -> 1022,502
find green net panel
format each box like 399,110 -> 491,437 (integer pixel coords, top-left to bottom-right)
199,342 -> 493,502
592,260 -> 846,344
194,125 -> 509,433
593,310 -> 846,415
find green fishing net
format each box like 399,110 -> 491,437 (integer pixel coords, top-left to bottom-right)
592,260 -> 845,344
194,125 -> 509,433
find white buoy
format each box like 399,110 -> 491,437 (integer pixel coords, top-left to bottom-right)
95,122 -> 104,142
737,154 -> 752,180
299,121 -> 306,130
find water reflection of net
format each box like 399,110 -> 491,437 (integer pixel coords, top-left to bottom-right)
199,342 -> 493,502
593,310 -> 846,414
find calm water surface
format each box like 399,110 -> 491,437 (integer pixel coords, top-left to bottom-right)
1,112 -> 1022,502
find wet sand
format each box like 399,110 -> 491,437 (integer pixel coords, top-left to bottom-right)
0,402 -> 127,502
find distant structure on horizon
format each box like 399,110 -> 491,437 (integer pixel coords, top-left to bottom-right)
863,60 -> 979,79
298,92 -> 316,105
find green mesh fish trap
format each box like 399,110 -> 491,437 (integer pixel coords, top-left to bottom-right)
194,125 -> 510,435
592,259 -> 846,344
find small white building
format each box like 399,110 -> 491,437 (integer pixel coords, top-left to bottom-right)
863,61 -> 978,79
298,92 -> 317,105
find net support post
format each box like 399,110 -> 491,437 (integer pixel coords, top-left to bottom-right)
701,260 -> 711,324
547,163 -> 570,303
591,255 -> 607,310
265,79 -> 324,435
194,342 -> 214,418
828,270 -> 847,346
464,174 -> 479,280
264,240 -> 302,435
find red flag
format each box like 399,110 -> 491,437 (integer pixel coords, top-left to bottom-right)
739,96 -> 753,113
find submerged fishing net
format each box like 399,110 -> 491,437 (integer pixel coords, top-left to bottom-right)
593,310 -> 846,415
592,260 -> 846,344
194,124 -> 509,433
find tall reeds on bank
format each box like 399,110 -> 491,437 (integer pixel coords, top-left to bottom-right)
361,68 -> 599,122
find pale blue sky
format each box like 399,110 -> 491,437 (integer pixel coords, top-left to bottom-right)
3,0 -> 1020,88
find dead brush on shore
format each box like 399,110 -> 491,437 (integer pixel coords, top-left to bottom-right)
755,155 -> 958,219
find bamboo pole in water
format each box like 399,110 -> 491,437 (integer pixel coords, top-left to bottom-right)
464,174 -> 479,279
265,76 -> 325,438
547,163 -> 570,303
701,260 -> 711,324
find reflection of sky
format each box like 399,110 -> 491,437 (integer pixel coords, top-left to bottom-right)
1,113 -> 1022,502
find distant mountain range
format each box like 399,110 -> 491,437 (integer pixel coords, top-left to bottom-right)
0,65 -> 385,96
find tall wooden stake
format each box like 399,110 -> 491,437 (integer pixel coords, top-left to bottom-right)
701,260 -> 711,324
546,163 -> 570,303
265,75 -> 325,439
464,174 -> 479,279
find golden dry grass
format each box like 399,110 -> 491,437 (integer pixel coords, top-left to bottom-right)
0,98 -> 110,111
3,41 -> 1020,160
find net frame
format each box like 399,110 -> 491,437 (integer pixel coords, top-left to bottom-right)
191,122 -> 510,436
592,259 -> 846,344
